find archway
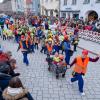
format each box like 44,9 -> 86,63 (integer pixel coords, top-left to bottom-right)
85,10 -> 98,21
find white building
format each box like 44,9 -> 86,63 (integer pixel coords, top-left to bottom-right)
40,0 -> 59,16
0,0 -> 25,15
0,0 -> 40,15
60,0 -> 100,20
0,0 -> 12,14
24,0 -> 40,15
11,0 -> 24,13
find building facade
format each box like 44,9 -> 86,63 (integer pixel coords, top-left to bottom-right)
40,0 -> 59,16
0,0 -> 12,14
60,0 -> 100,20
0,0 -> 40,16
25,0 -> 40,15
11,0 -> 24,13
0,0 -> 25,15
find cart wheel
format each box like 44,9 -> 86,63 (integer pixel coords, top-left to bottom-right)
62,73 -> 65,78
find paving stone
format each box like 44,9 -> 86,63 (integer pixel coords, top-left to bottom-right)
1,39 -> 100,100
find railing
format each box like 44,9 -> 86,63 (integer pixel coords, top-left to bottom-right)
66,27 -> 100,44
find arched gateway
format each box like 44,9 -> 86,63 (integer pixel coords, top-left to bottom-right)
85,10 -> 98,21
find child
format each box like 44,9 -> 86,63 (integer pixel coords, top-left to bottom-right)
9,59 -> 20,77
2,29 -> 7,40
34,35 -> 39,50
72,37 -> 79,51
58,54 -> 67,78
53,52 -> 60,65
40,35 -> 46,54
46,38 -> 53,55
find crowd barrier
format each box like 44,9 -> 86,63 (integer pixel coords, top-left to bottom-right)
66,27 -> 100,44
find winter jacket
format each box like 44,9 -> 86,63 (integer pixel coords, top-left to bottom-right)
0,73 -> 11,91
3,88 -> 28,100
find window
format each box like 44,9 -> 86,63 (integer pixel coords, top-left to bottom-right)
96,0 -> 100,3
62,12 -> 66,18
83,0 -> 90,4
72,0 -> 77,5
64,0 -> 68,5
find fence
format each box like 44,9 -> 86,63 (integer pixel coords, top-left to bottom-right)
66,27 -> 100,44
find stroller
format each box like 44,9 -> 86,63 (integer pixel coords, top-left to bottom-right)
46,54 -> 67,79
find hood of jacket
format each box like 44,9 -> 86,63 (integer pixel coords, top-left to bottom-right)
3,88 -> 28,100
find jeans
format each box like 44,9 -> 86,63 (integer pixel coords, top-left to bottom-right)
15,35 -> 19,43
35,43 -> 38,50
65,50 -> 70,65
26,92 -> 34,100
22,52 -> 29,65
74,44 -> 77,51
71,73 -> 84,93
31,45 -> 35,53
3,35 -> 6,40
40,46 -> 46,54
53,46 -> 59,54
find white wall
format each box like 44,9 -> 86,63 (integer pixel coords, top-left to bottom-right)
41,0 -> 59,16
80,1 -> 100,19
11,0 -> 25,12
60,0 -> 100,19
11,0 -> 16,12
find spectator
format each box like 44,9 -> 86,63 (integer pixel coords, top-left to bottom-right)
9,59 -> 20,77
0,49 -> 10,64
2,77 -> 34,100
0,64 -> 11,91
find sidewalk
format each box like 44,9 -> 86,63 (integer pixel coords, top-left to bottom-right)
78,39 -> 100,55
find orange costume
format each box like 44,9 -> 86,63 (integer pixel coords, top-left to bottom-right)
46,44 -> 53,53
73,56 -> 89,74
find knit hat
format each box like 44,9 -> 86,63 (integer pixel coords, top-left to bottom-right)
21,35 -> 25,40
82,50 -> 88,55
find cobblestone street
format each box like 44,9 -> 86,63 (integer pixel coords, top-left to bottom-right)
0,39 -> 100,100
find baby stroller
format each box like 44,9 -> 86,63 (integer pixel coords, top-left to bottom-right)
46,54 -> 67,79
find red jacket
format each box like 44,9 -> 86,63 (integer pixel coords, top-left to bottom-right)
0,53 -> 9,63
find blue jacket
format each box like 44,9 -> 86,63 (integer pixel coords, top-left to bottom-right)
61,40 -> 71,51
